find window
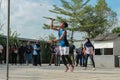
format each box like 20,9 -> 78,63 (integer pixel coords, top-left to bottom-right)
95,49 -> 102,55
104,48 -> 113,55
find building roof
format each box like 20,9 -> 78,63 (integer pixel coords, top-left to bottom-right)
94,33 -> 120,41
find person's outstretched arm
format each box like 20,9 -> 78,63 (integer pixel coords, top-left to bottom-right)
50,18 -> 59,31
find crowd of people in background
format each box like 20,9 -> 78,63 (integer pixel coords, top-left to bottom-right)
0,38 -> 95,70
0,40 -> 42,66
47,38 -> 96,71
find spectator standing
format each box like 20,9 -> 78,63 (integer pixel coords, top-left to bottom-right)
76,44 -> 85,67
11,43 -> 18,65
25,41 -> 33,66
33,40 -> 41,66
69,41 -> 75,64
84,38 -> 95,70
49,43 -> 56,66
0,43 -> 3,64
19,43 -> 25,65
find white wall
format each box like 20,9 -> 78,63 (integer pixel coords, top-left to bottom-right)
94,41 -> 113,49
113,37 -> 120,55
94,55 -> 115,68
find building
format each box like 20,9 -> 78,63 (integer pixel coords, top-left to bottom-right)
94,33 -> 120,68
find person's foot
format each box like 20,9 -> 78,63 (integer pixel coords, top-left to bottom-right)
76,64 -> 78,66
83,67 -> 87,70
71,65 -> 74,72
48,64 -> 51,66
65,67 -> 69,72
92,68 -> 96,71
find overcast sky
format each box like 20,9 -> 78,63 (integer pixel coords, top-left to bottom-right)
1,0 -> 120,40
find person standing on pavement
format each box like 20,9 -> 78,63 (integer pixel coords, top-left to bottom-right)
19,43 -> 26,65
49,42 -> 56,66
11,43 -> 18,65
0,43 -> 3,64
54,44 -> 60,66
69,41 -> 75,64
48,18 -> 74,72
33,40 -> 41,66
76,44 -> 85,67
25,41 -> 33,66
84,38 -> 95,70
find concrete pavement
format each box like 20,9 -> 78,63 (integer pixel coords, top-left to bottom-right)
0,64 -> 120,80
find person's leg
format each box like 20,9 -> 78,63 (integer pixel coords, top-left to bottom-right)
49,53 -> 54,65
84,54 -> 89,68
26,54 -> 29,65
0,53 -> 2,63
30,53 -> 33,65
65,55 -> 74,72
34,55 -> 37,66
82,55 -> 86,67
19,55 -> 21,64
76,54 -> 79,66
70,54 -> 74,64
58,55 -> 60,66
33,55 -> 35,65
60,46 -> 70,72
64,47 -> 74,72
90,55 -> 95,68
38,54 -> 41,66
21,55 -> 24,64
53,54 -> 56,66
54,54 -> 58,66
11,53 -> 14,65
79,54 -> 83,66
61,55 -> 69,72
14,54 -> 17,65
55,54 -> 58,66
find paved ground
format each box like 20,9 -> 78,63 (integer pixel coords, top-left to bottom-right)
0,64 -> 120,80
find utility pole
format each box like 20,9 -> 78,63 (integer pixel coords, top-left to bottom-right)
6,0 -> 10,80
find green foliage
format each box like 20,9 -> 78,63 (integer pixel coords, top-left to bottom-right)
9,30 -> 20,46
112,27 -> 120,33
40,41 -> 51,63
79,0 -> 117,38
48,33 -> 56,40
43,0 -> 117,39
0,35 -> 6,45
43,0 -> 90,40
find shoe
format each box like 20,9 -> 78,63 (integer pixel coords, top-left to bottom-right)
83,67 -> 87,70
48,64 -> 51,66
92,68 -> 95,71
76,64 -> 78,66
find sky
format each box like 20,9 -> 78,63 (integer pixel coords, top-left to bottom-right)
0,0 -> 120,40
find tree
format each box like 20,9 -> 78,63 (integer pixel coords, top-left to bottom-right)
9,28 -> 20,46
79,0 -> 117,38
43,0 -> 90,40
43,0 -> 117,39
38,33 -> 56,63
112,27 -> 120,33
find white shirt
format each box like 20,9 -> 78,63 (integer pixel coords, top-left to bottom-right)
85,47 -> 94,54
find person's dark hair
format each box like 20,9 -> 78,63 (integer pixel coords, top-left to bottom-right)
86,38 -> 90,43
85,38 -> 94,50
62,21 -> 68,28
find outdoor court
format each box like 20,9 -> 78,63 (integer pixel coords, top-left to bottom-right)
0,64 -> 120,80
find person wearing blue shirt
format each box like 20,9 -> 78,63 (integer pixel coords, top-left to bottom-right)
33,40 -> 41,66
48,18 -> 74,72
